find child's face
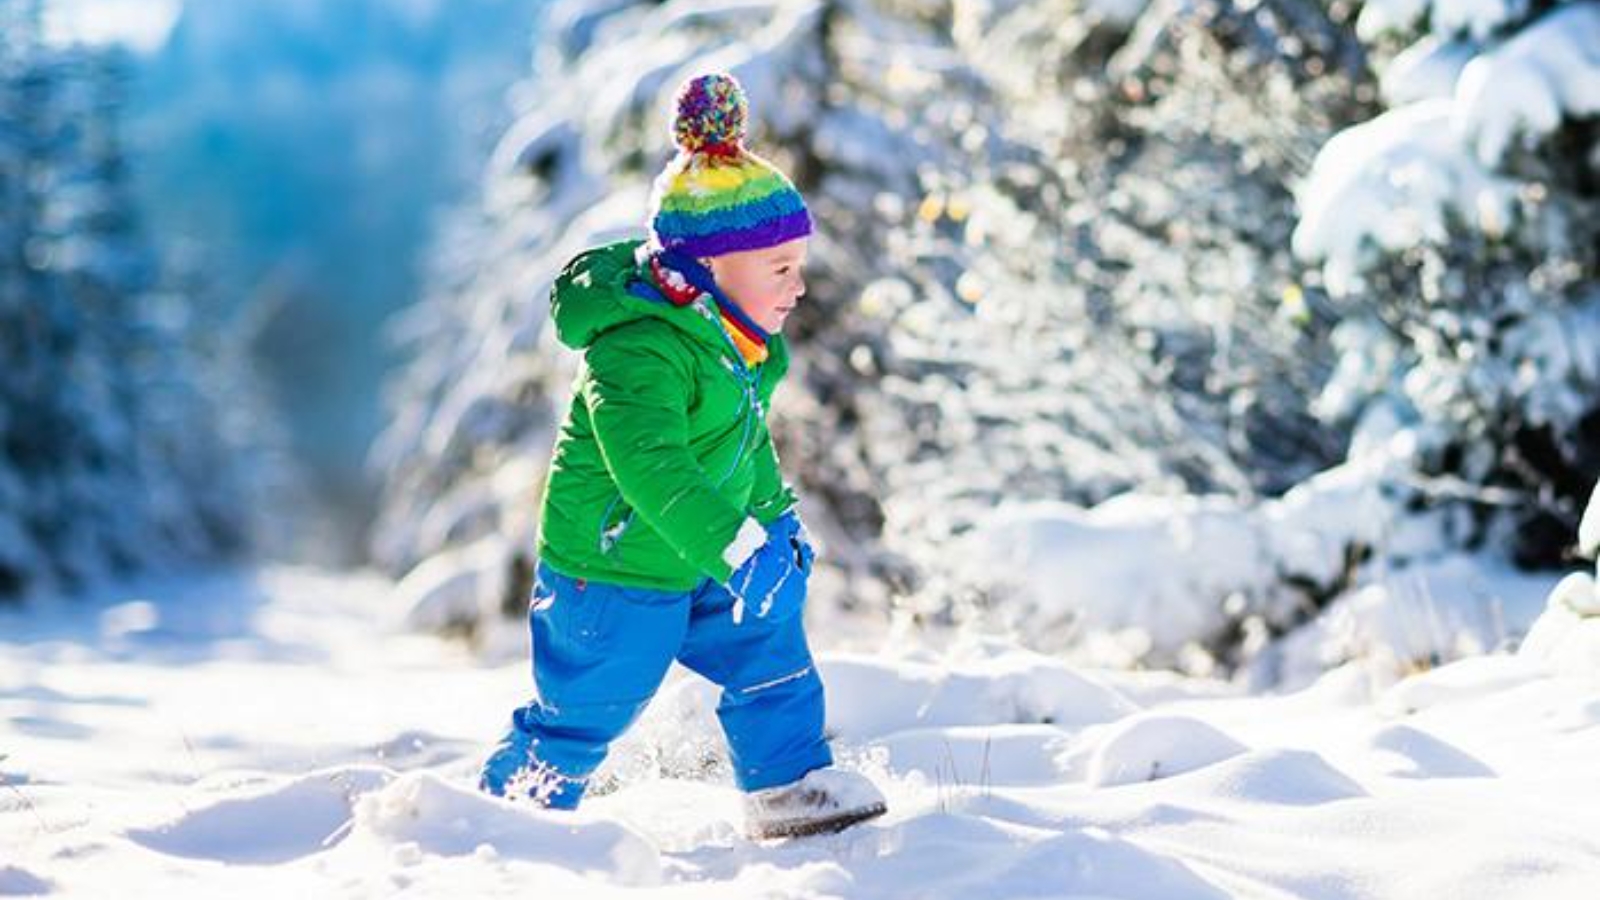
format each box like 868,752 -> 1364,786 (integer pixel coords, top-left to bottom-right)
704,237 -> 808,333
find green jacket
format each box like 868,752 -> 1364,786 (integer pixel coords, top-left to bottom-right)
535,238 -> 797,591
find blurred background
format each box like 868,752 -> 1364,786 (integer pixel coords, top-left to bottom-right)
6,0 -> 541,569
4,0 -> 1597,687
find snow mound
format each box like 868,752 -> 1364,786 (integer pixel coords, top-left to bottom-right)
867,813 -> 1230,899
958,449 -> 1405,664
1364,724 -> 1495,779
1380,654 -> 1540,714
872,724 -> 1073,788
863,814 -> 1040,889
0,866 -> 51,897
367,729 -> 478,770
585,777 -> 743,852
821,650 -> 1138,740
1261,552 -> 1558,691
1004,828 -> 1230,899
14,563 -> 1600,896
126,766 -> 395,865
1517,573 -> 1600,675
1078,714 -> 1249,787
1171,749 -> 1367,806
1547,570 -> 1600,617
352,771 -> 661,886
959,496 -> 1263,661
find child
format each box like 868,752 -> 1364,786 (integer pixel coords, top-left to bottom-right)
479,72 -> 887,839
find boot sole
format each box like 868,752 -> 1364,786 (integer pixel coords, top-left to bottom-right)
748,801 -> 888,840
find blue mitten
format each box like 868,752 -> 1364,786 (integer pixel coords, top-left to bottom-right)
766,510 -> 815,574
729,527 -> 809,624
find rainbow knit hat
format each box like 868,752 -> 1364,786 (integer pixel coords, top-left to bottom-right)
648,72 -> 812,258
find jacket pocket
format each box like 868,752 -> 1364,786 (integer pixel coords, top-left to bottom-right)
596,492 -> 635,555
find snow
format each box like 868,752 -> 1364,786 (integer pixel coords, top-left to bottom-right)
949,441 -> 1480,671
1429,0 -> 1527,40
354,773 -> 662,885
1517,569 -> 1600,674
392,534 -> 514,632
1356,0 -> 1526,42
1497,295 -> 1600,432
1270,557 -> 1529,683
1075,714 -> 1249,787
1380,36 -> 1474,106
1582,481 -> 1600,558
1354,0 -> 1429,40
1292,102 -> 1514,296
1086,0 -> 1149,28
7,563 -> 1600,896
958,494 -> 1269,661
819,649 -> 1140,738
43,0 -> 183,53
1297,2 -> 1600,294
1453,2 -> 1600,166
127,767 -> 396,866
13,0 -> 1599,889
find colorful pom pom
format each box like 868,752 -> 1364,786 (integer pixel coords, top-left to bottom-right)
672,72 -> 748,155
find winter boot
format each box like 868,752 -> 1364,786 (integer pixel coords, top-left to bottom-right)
743,767 -> 887,840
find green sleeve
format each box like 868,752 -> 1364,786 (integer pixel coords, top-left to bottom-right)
583,324 -> 749,581
748,434 -> 797,525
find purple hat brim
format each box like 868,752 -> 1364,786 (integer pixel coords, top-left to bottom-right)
660,209 -> 813,258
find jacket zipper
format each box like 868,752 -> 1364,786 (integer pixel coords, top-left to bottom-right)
597,299 -> 763,556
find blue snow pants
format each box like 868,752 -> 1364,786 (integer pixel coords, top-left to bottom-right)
479,560 -> 832,808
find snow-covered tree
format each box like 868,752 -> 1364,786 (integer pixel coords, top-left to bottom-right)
373,0 -> 1596,681
375,0 -> 1348,635
0,9 -> 264,602
1292,0 -> 1600,569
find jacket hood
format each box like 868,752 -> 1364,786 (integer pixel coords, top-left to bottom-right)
549,239 -> 666,350
549,237 -> 789,375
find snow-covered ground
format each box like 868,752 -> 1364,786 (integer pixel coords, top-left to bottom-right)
5,563 -> 1600,898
